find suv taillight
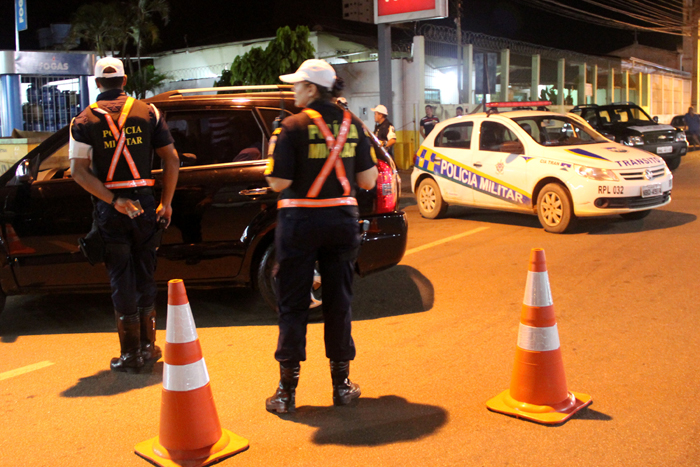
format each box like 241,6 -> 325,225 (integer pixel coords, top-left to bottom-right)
375,159 -> 397,214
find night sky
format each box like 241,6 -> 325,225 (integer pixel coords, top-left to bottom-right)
0,0 -> 681,57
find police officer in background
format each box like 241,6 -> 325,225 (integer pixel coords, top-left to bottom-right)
371,104 -> 396,156
69,57 -> 179,373
264,59 -> 378,413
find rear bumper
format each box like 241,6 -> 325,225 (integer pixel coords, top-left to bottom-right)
357,211 -> 408,276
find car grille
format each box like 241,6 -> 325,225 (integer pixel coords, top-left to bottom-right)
618,165 -> 666,181
598,192 -> 670,209
644,131 -> 675,145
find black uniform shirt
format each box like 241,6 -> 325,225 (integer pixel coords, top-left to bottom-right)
420,115 -> 440,137
268,100 -> 375,201
70,89 -> 173,183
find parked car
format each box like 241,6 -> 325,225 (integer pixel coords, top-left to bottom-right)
0,86 -> 408,314
411,102 -> 673,233
670,115 -> 687,132
570,103 -> 687,170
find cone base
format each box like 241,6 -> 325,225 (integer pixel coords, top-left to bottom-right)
486,389 -> 592,425
135,429 -> 249,467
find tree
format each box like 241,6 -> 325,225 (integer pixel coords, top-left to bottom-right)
124,65 -> 171,99
129,0 -> 171,72
216,26 -> 316,87
64,3 -> 129,57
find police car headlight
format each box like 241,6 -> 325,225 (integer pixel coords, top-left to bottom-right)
575,165 -> 618,181
624,136 -> 644,146
675,131 -> 687,142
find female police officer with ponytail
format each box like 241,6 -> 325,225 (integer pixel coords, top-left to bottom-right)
264,60 -> 378,413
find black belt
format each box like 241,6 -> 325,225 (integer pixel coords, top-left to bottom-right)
110,187 -> 155,196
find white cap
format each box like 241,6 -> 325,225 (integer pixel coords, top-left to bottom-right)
371,105 -> 388,115
95,57 -> 125,78
279,59 -> 336,90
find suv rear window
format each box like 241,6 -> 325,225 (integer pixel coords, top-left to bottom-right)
166,110 -> 263,167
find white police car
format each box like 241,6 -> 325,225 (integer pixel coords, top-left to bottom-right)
411,101 -> 673,233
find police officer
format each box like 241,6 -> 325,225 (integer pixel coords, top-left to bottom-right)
371,104 -> 396,156
69,57 -> 179,373
264,59 -> 378,413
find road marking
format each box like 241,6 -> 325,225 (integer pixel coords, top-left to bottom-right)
0,361 -> 54,381
403,226 -> 490,257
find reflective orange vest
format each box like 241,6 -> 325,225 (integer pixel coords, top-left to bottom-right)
90,97 -> 155,190
277,108 -> 357,209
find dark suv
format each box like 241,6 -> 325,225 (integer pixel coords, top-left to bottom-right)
570,103 -> 687,170
0,86 -> 407,313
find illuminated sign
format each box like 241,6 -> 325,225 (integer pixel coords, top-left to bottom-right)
374,0 -> 448,24
15,0 -> 27,32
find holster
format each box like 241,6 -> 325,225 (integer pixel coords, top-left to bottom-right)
78,220 -> 105,266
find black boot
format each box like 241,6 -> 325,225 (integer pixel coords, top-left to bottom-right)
138,305 -> 162,363
330,360 -> 361,406
110,311 -> 144,373
266,362 -> 300,414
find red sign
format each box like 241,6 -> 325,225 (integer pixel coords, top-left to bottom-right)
377,0 -> 437,16
375,0 -> 447,24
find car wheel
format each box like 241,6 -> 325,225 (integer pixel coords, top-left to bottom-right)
666,156 -> 681,171
256,242 -> 323,313
620,210 -> 651,220
537,183 -> 574,233
417,178 -> 448,219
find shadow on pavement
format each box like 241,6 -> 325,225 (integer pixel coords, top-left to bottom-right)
490,405 -> 612,427
353,265 -> 434,320
421,205 -> 695,235
61,362 -> 163,397
583,210 -> 695,235
0,266 -> 433,337
278,395 -> 448,446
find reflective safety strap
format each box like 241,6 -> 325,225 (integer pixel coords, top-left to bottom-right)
103,179 -> 155,189
278,197 -> 358,209
302,108 -> 352,198
90,97 -> 140,182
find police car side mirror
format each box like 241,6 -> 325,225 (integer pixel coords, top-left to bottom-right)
653,116 -> 659,123
16,160 -> 32,183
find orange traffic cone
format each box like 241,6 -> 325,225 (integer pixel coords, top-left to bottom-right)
135,279 -> 249,466
5,224 -> 35,255
486,248 -> 591,424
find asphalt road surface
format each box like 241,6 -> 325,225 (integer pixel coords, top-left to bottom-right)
1,152 -> 699,466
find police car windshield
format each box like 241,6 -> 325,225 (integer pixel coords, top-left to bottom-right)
513,116 -> 607,147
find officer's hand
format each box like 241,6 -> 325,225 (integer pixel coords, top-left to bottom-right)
156,203 -> 172,229
113,198 -> 130,216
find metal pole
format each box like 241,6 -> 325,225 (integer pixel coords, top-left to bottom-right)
378,23 -> 393,119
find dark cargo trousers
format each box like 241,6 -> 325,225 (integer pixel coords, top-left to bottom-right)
274,207 -> 361,363
96,192 -> 159,316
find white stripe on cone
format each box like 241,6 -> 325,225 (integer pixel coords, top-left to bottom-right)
517,323 -> 561,352
523,271 -> 553,307
163,358 -> 210,392
166,303 -> 199,344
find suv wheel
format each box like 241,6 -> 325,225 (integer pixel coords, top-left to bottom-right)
417,178 -> 448,219
666,156 -> 681,171
537,183 -> 575,233
256,242 -> 323,313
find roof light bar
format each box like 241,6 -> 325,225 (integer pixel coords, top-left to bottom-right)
485,101 -> 551,108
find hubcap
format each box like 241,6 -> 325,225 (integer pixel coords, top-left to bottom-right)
541,192 -> 563,226
420,185 -> 436,213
